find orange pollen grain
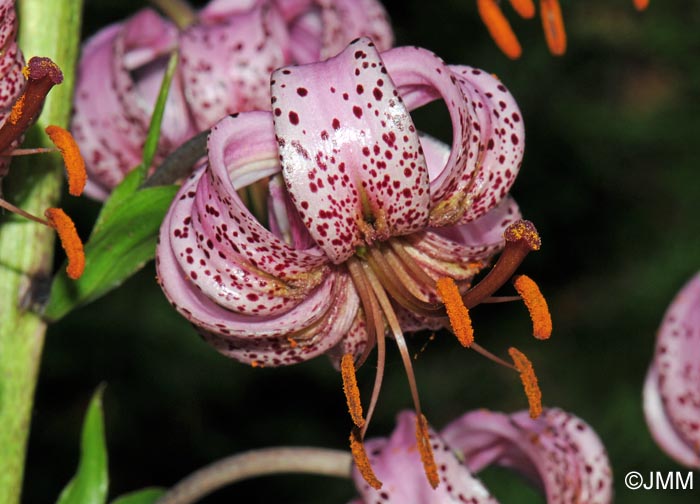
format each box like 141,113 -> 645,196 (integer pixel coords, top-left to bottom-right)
287,337 -> 298,348
509,0 -> 535,19
349,428 -> 382,490
45,125 -> 87,196
251,360 -> 262,368
9,94 -> 25,125
436,277 -> 474,347
513,275 -> 552,339
540,0 -> 566,56
633,0 -> 649,11
509,347 -> 542,419
477,0 -> 522,59
415,414 -> 439,489
44,208 -> 85,280
341,353 -> 365,428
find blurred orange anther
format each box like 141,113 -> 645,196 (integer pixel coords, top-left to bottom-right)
633,0 -> 649,11
540,0 -> 566,56
509,0 -> 535,19
45,125 -> 87,196
349,428 -> 382,490
341,353 -> 365,428
509,347 -> 543,419
513,275 -> 552,339
250,360 -> 262,368
415,414 -> 439,489
436,277 -> 474,347
44,207 -> 85,280
477,0 -> 522,59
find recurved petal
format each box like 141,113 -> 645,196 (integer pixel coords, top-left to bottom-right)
271,38 -> 430,264
0,0 -> 24,175
643,273 -> 700,468
180,3 -> 289,130
352,411 -> 498,503
442,408 -> 613,504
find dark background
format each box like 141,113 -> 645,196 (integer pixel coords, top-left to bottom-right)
23,0 -> 700,502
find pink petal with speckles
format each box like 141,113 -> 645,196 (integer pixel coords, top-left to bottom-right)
72,9 -> 196,199
352,411 -> 498,504
271,38 -> 431,264
0,0 -> 25,176
643,273 -> 700,468
181,3 -> 289,130
442,408 -> 613,504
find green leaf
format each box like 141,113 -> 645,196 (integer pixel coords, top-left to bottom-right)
110,488 -> 165,504
56,386 -> 108,504
137,51 -> 179,183
44,182 -> 178,322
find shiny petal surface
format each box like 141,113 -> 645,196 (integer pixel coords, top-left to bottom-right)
272,38 -> 430,263
442,408 -> 613,504
352,411 -> 498,504
643,273 -> 700,467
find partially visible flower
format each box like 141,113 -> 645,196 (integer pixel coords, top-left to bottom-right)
351,408 -> 613,503
156,37 -> 551,488
643,273 -> 700,468
72,0 -> 394,199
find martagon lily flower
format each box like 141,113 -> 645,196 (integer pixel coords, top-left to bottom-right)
156,37 -> 552,487
351,408 -> 612,503
0,0 -> 86,280
643,272 -> 700,468
72,0 -> 393,199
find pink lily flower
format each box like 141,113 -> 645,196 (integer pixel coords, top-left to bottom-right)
643,273 -> 700,468
71,0 -> 393,199
350,408 -> 612,503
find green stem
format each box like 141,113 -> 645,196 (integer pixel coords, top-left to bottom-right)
0,1 -> 83,503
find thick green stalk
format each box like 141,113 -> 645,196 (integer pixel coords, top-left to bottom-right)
0,1 -> 83,502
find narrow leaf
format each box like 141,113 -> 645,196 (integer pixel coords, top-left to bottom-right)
56,386 -> 108,504
110,488 -> 165,504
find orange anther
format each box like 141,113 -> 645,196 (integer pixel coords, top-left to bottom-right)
415,414 -> 439,489
509,0 -> 535,19
436,277 -> 474,347
633,0 -> 649,11
513,275 -> 552,339
45,125 -> 87,196
477,0 -> 522,59
44,207 -> 85,280
349,428 -> 382,490
8,94 -> 25,125
540,0 -> 566,56
509,347 -> 542,419
341,353 -> 365,428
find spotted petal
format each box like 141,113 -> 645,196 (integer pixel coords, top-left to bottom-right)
442,408 -> 613,504
0,0 -> 25,177
643,273 -> 700,468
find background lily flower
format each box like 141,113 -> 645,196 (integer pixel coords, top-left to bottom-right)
643,272 -> 700,468
350,408 -> 612,503
71,0 -> 394,199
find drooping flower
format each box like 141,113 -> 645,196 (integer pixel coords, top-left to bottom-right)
72,0 -> 394,199
156,37 -> 551,486
643,273 -> 700,468
350,408 -> 613,503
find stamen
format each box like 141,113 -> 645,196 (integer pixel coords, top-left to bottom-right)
477,0 -> 523,59
633,0 -> 649,11
45,125 -> 87,196
513,275 -> 552,339
509,0 -> 535,18
436,277 -> 474,347
341,353 -> 365,429
44,207 -> 85,280
461,220 -> 541,309
508,347 -> 543,419
415,414 -> 439,489
349,427 -> 382,490
540,0 -> 566,56
0,57 -> 64,154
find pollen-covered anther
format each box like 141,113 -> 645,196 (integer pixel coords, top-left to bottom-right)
477,0 -> 522,59
341,353 -> 366,428
540,0 -> 566,56
349,427 -> 382,490
44,207 -> 85,280
436,277 -> 474,347
415,414 -> 439,489
45,125 -> 87,196
509,346 -> 543,419
504,219 -> 541,251
513,275 -> 552,339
